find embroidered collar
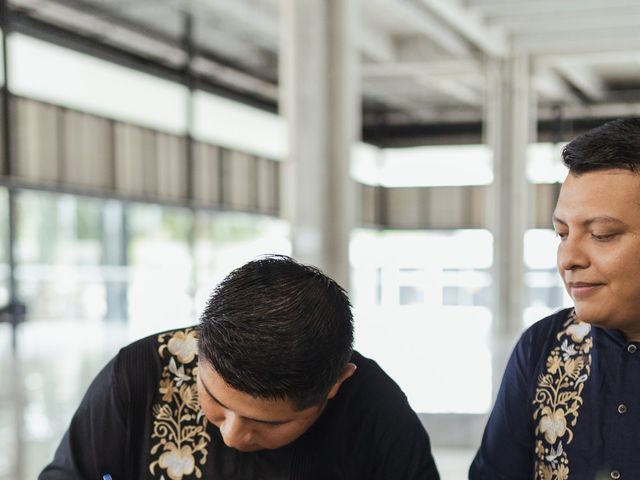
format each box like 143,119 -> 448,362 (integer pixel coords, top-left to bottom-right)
533,309 -> 593,480
149,328 -> 211,480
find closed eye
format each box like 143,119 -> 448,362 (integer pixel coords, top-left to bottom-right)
592,233 -> 617,241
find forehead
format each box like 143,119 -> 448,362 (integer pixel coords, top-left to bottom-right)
198,361 -> 299,418
554,170 -> 640,220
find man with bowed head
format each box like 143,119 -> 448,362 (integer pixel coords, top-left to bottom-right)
41,254 -> 440,479
470,118 -> 640,479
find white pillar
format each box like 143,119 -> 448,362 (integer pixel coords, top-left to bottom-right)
279,0 -> 361,289
485,53 -> 536,389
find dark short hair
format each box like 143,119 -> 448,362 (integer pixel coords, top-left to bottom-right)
562,118 -> 640,174
197,254 -> 354,410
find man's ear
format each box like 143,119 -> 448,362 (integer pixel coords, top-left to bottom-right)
326,363 -> 357,400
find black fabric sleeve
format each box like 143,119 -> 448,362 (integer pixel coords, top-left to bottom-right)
371,405 -> 440,480
38,354 -> 128,480
468,330 -> 535,479
347,354 -> 440,480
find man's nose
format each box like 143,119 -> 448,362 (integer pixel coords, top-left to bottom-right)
557,234 -> 589,271
219,413 -> 252,449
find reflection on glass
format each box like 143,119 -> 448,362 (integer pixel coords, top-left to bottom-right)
0,187 -> 13,480
0,324 -> 15,480
350,229 -> 493,413
14,191 -> 128,480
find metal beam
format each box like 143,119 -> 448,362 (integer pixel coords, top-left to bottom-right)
360,21 -> 396,63
362,59 -> 482,80
193,0 -> 279,49
418,0 -> 507,57
363,105 -> 640,146
533,69 -> 580,104
539,51 -> 640,66
468,0 -> 640,17
487,10 -> 640,33
553,64 -> 606,102
368,0 -> 472,56
10,9 -> 279,112
418,76 -> 482,106
513,26 -> 640,55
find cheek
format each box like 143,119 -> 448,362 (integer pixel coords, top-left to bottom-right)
256,425 -> 304,448
615,255 -> 640,292
600,251 -> 634,283
196,385 -> 224,424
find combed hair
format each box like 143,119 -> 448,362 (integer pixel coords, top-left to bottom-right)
562,118 -> 640,174
197,255 -> 354,410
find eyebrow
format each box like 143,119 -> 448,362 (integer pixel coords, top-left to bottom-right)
200,379 -> 292,425
552,215 -> 626,227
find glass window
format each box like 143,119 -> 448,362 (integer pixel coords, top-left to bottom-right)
352,144 -> 493,187
527,142 -> 568,184
13,191 -> 128,480
9,33 -> 188,134
0,30 -> 4,86
0,187 -> 14,480
15,192 -> 109,322
127,203 -> 195,339
350,228 -> 493,413
523,229 -> 572,327
0,329 -> 17,480
193,211 -> 290,312
192,90 -> 287,159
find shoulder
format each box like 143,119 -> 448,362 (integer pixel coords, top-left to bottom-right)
517,308 -> 574,355
349,351 -> 403,392
344,352 -> 438,454
117,325 -> 198,361
112,325 -> 199,388
525,307 -> 574,338
504,308 -> 575,383
340,350 -> 412,414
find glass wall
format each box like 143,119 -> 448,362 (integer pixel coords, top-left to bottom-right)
523,229 -> 572,327
0,187 -> 15,480
13,191 -> 128,480
0,22 -> 581,480
0,189 -> 288,478
9,33 -> 188,135
350,228 -> 493,414
127,204 -> 195,339
524,143 -> 571,327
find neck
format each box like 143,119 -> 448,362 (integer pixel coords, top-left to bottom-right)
621,327 -> 640,342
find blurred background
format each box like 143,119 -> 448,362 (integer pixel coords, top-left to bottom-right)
0,0 -> 639,478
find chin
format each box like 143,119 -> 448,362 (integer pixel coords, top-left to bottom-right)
573,306 -> 606,326
233,445 -> 264,453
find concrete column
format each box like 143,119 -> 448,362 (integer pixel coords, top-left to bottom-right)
279,0 -> 361,289
484,53 -> 536,384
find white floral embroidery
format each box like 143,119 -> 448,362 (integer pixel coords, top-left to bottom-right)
533,310 -> 592,480
560,339 -> 578,360
169,357 -> 191,386
545,441 -> 564,464
566,322 -> 591,343
150,329 -> 210,480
